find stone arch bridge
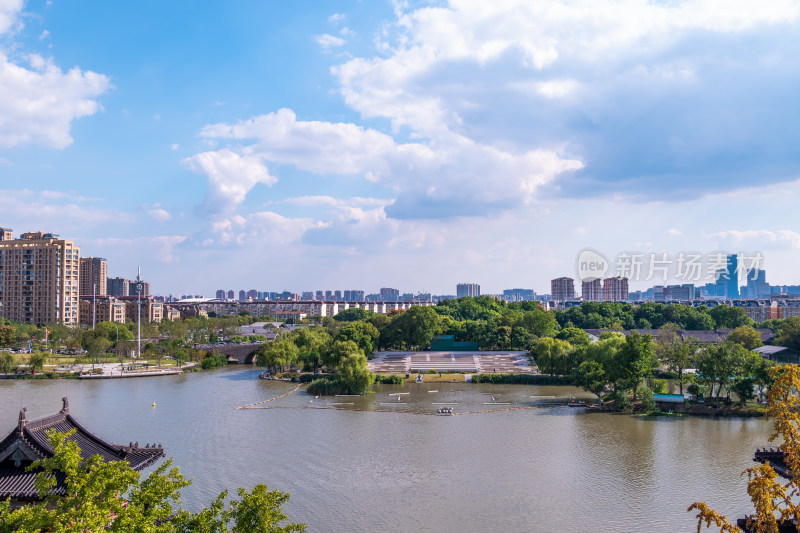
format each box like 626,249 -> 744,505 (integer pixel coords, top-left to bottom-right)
197,343 -> 262,364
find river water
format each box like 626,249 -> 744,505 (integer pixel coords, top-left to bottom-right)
0,368 -> 772,532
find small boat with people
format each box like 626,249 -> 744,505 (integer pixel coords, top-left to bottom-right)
567,396 -> 586,407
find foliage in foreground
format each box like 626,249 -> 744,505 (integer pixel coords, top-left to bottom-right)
0,429 -> 305,533
688,364 -> 800,532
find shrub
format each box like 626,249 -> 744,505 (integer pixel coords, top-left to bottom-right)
374,375 -> 404,384
687,382 -> 701,398
471,373 -> 571,385
610,390 -> 631,411
652,379 -> 668,395
200,352 -> 228,369
640,387 -> 658,414
307,377 -> 349,396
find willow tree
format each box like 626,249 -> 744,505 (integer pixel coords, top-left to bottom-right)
689,364 -> 800,532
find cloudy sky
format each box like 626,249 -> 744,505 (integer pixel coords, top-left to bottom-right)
2,0 -> 800,296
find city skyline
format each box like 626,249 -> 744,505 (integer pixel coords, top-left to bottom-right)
3,1 -> 800,294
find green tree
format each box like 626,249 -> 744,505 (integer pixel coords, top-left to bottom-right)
333,308 -> 374,322
335,322 -> 380,356
774,316 -> 800,351
0,324 -> 15,347
390,306 -> 441,350
293,328 -> 331,373
570,360 -> 609,398
709,305 -> 753,329
335,352 -> 375,395
531,338 -> 574,375
321,340 -> 360,371
613,332 -> 657,400
257,340 -> 300,372
655,325 -> 696,395
695,341 -> 753,403
27,352 -> 47,373
0,352 -> 15,374
727,325 -> 763,350
555,327 -> 591,347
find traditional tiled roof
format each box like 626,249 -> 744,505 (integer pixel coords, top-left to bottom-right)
753,447 -> 792,479
0,397 -> 164,501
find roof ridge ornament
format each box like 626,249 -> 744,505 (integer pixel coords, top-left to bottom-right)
18,408 -> 26,435
61,397 -> 69,414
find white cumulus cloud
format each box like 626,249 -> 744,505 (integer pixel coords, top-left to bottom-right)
183,148 -> 276,218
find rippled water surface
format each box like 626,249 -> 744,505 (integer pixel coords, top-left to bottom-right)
0,368 -> 771,532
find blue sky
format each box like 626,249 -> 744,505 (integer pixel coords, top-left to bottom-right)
2,0 -> 800,296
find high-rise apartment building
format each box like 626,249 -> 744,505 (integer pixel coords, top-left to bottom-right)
581,278 -> 601,301
79,257 -> 107,296
456,283 -> 480,298
0,230 -> 80,324
227,290 -> 234,300
107,277 -> 130,297
344,290 -> 365,302
246,289 -> 258,300
215,289 -> 226,300
315,290 -> 324,301
602,277 -> 629,302
550,277 -> 575,301
380,287 -> 400,302
0,228 -> 12,241
238,290 -> 246,302
129,280 -> 150,298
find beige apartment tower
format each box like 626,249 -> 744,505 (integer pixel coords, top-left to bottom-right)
0,230 -> 80,325
602,276 -> 629,302
581,278 -> 601,302
551,277 -> 575,301
79,257 -> 107,297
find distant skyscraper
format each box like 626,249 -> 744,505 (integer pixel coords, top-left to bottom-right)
79,257 -> 107,296
315,290 -> 324,301
227,290 -> 234,300
301,291 -> 314,301
238,290 -> 246,302
380,287 -> 400,302
215,289 -> 226,300
602,277 -> 629,302
456,283 -> 480,298
714,254 -> 739,299
324,290 -> 334,301
334,290 -> 342,300
550,277 -> 575,301
743,268 -> 770,299
726,254 -> 739,299
246,289 -> 258,300
581,278 -> 601,301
